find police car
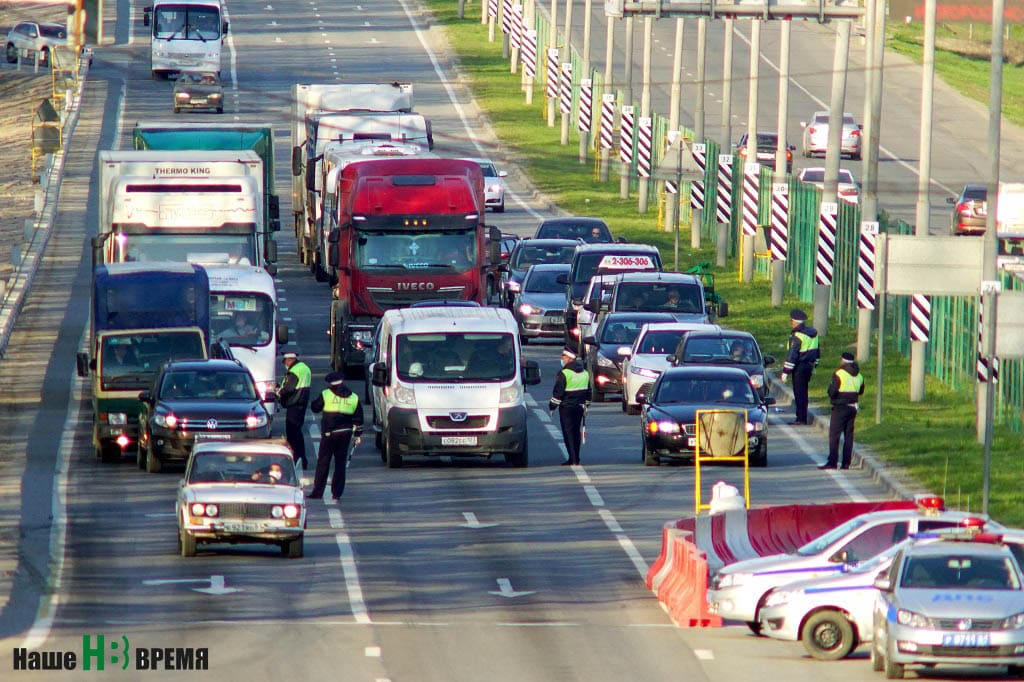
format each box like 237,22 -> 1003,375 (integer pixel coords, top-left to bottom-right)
871,530 -> 1024,679
706,497 -> 993,634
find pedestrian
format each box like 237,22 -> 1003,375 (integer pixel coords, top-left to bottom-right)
308,372 -> 363,501
821,352 -> 865,470
779,309 -> 819,425
277,351 -> 311,468
549,347 -> 590,465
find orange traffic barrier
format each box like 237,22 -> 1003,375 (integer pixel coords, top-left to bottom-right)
650,527 -> 722,628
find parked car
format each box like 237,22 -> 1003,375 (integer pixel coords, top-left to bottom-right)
946,183 -> 988,236
513,263 -> 571,343
176,440 -> 306,558
462,157 -> 507,212
797,166 -> 860,204
621,321 -> 718,415
871,530 -> 1024,679
582,311 -> 676,402
173,71 -> 224,114
500,238 -> 579,308
138,359 -> 274,473
668,329 -> 774,398
800,111 -> 862,159
638,366 -> 772,467
735,132 -> 793,174
5,21 -> 67,66
534,217 -> 614,243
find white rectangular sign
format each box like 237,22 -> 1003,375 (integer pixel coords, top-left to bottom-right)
996,290 -> 1024,359
876,235 -> 985,296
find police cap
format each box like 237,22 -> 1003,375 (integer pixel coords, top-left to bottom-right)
790,309 -> 808,322
325,371 -> 345,386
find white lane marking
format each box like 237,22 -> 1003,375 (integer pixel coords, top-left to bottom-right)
21,328 -> 87,649
488,578 -> 535,598
365,646 -> 381,657
695,649 -> 715,660
615,533 -> 650,578
582,485 -> 604,507
279,307 -> 288,312
777,422 -> 867,502
461,512 -> 497,529
223,5 -> 238,96
598,509 -> 622,533
395,0 -> 545,220
328,508 -> 371,624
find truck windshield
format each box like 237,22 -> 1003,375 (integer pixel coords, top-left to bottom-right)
100,332 -> 206,391
153,5 -> 222,41
355,232 -> 476,273
210,293 -> 273,347
396,332 -> 516,382
116,234 -> 256,266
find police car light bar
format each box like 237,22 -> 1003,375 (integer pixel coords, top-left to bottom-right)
913,495 -> 945,511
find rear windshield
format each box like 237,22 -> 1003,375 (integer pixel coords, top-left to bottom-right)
512,244 -> 577,269
524,268 -> 567,293
600,318 -> 658,345
681,335 -> 761,364
652,377 -> 756,405
964,187 -> 987,201
537,221 -> 612,243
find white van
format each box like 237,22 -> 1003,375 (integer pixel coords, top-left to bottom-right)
368,306 -> 541,468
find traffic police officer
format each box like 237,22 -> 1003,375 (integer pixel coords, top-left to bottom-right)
277,351 -> 311,467
822,352 -> 865,470
549,347 -> 590,465
779,309 -> 819,425
308,372 -> 363,500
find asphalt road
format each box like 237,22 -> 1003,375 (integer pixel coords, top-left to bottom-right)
0,1 -> 1009,681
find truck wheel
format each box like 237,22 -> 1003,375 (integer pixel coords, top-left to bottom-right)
801,610 -> 856,660
384,430 -> 402,468
180,529 -> 196,557
146,443 -> 162,474
313,255 -> 329,283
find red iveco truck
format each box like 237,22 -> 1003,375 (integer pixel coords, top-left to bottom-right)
322,157 -> 500,374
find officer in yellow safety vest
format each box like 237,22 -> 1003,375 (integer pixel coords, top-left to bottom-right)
308,372 -> 363,501
549,347 -> 591,466
278,351 -> 312,467
821,352 -> 865,470
779,309 -> 820,425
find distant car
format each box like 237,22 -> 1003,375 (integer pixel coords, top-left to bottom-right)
800,111 -> 862,159
513,264 -> 571,343
176,441 -> 306,558
5,21 -> 67,66
638,365 -> 772,467
946,183 -> 987,236
500,238 -> 579,308
668,329 -> 775,398
621,321 -> 718,415
173,71 -> 224,114
138,359 -> 274,473
462,158 -> 507,212
797,166 -> 860,204
735,132 -> 793,174
871,531 -> 1024,679
582,311 -> 676,402
534,217 -> 614,243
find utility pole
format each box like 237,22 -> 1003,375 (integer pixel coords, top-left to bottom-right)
664,17 -> 685,233
741,19 -> 761,283
771,19 -> 791,307
858,0 -> 877,361
692,17 -> 707,250
720,19 -> 734,151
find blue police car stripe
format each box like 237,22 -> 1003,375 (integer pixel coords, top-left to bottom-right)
757,565 -> 845,577
804,585 -> 873,595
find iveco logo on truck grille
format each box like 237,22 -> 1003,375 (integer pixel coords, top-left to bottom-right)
397,282 -> 435,291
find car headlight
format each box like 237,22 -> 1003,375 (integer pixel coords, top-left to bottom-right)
1002,612 -> 1024,629
648,420 -> 680,434
712,572 -> 747,590
283,504 -> 300,519
629,365 -> 660,379
209,92 -> 222,100
246,413 -> 268,429
190,502 -> 207,517
106,412 -> 127,426
392,384 -> 416,407
896,609 -> 930,628
746,421 -> 765,433
519,303 -> 541,316
204,504 -> 218,517
349,329 -> 374,344
154,411 -> 178,429
499,383 -> 522,404
596,354 -> 615,368
175,92 -> 190,100
762,589 -> 793,608
271,505 -> 284,519
487,183 -> 502,193
507,280 -> 521,293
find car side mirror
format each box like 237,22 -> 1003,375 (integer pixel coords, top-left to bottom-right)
222,21 -> 229,35
616,236 -> 628,243
763,396 -> 776,406
799,121 -> 807,128
829,550 -> 850,564
143,6 -> 152,26
268,194 -> 280,220
138,390 -> 152,403
946,196 -> 957,204
76,352 -> 90,377
370,362 -> 389,387
788,144 -> 796,151
265,239 -> 278,263
583,300 -> 597,313
763,354 -> 776,366
498,170 -> 508,178
665,355 -> 676,364
617,346 -> 631,357
277,323 -> 289,345
265,263 -> 278,277
717,301 -> 729,318
582,335 -> 597,346
291,146 -> 303,177
179,478 -> 186,488
263,391 -> 278,403
556,274 -> 568,285
521,359 -> 542,386
873,570 -> 892,592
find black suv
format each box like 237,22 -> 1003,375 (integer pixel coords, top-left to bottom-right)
138,359 -> 274,473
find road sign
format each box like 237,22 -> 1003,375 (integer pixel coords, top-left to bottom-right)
875,235 -> 984,296
996,290 -> 1024,359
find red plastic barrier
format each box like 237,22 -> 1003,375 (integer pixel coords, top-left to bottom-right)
658,531 -> 722,628
709,512 -> 737,566
646,524 -> 674,591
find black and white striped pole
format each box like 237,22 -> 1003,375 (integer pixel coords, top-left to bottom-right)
510,2 -> 523,74
856,221 -> 878,360
637,116 -> 653,213
910,292 -> 932,401
579,0 -> 595,165
599,10 -> 615,182
558,61 -> 573,146
814,201 -> 838,335
620,105 -> 635,199
637,15 -> 654,213
559,0 -> 574,146
740,161 -> 759,282
578,78 -> 593,164
522,28 -> 538,105
772,17 -> 792,308
545,47 -> 559,127
715,152 -> 733,267
769,182 -> 789,306
599,93 -> 615,181
487,0 -> 498,41
500,0 -> 512,58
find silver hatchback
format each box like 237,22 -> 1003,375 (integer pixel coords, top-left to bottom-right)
5,21 -> 67,66
800,111 -> 862,160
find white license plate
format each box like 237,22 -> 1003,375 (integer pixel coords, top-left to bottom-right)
221,522 -> 265,533
941,632 -> 990,647
687,437 -> 697,447
441,436 -> 478,446
195,434 -> 231,442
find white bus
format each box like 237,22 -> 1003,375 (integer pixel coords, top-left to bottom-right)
144,0 -> 228,79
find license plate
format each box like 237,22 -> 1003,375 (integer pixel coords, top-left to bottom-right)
687,437 -> 697,447
441,436 -> 477,446
195,434 -> 231,442
941,632 -> 990,647
221,522 -> 265,533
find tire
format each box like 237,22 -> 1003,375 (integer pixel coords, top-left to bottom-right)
643,439 -> 659,466
384,430 -> 402,468
180,529 -> 196,557
146,442 -> 162,474
374,430 -> 383,453
313,257 -> 330,283
505,439 -> 528,468
752,442 -> 768,468
620,394 -> 627,413
626,400 -> 640,416
284,536 -> 304,559
174,106 -> 180,114
871,641 -> 884,672
884,641 -> 904,679
216,106 -> 223,114
1006,665 -> 1024,679
801,610 -> 856,661
5,43 -> 16,64
494,200 -> 505,213
747,593 -> 770,636
137,437 -> 147,470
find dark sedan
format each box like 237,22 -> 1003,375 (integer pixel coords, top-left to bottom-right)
138,359 -> 274,473
668,329 -> 775,398
582,312 -> 676,402
534,217 -> 614,243
173,71 -> 224,114
500,238 -> 579,308
639,366 -> 773,467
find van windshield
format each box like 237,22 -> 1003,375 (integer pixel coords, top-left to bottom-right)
396,333 -> 516,382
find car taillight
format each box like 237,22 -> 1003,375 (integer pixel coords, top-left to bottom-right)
808,126 -> 818,136
850,129 -> 861,137
786,149 -> 792,161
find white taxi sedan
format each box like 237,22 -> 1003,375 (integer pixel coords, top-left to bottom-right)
176,441 -> 306,558
707,499 -> 993,633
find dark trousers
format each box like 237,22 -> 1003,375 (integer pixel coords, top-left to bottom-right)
311,431 -> 352,499
285,406 -> 307,466
558,404 -> 585,464
827,404 -> 858,467
792,363 -> 814,424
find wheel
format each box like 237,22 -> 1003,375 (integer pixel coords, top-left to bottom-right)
627,404 -> 640,416
313,258 -> 330,283
643,439 -> 659,466
620,394 -> 627,413
384,430 -> 402,468
746,621 -> 763,636
1006,665 -> 1024,678
746,593 -> 770,636
173,106 -> 180,114
137,437 -> 147,470
180,529 -> 196,557
146,442 -> 162,473
5,43 -> 16,63
505,439 -> 528,468
374,430 -> 383,453
216,106 -> 223,114
801,610 -> 856,660
871,641 -> 884,671
884,642 -> 904,679
752,442 -> 768,468
493,200 -> 505,213
283,536 -> 304,558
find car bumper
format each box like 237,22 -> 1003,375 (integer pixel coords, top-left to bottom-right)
150,426 -> 274,462
886,624 -> 1024,666
518,312 -> 565,339
644,432 -> 763,459
759,603 -> 800,641
592,365 -> 623,394
484,192 -> 504,207
954,216 -> 987,235
707,584 -> 763,623
386,405 -> 527,457
183,522 -> 304,545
